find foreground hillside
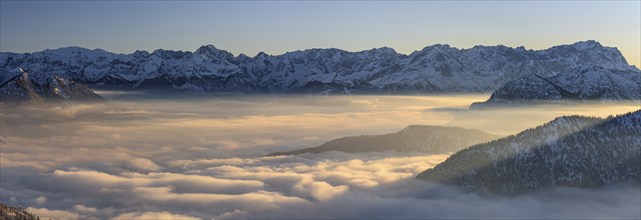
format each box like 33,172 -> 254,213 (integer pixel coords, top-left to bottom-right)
2,40 -> 637,94
267,125 -> 499,156
417,110 -> 641,194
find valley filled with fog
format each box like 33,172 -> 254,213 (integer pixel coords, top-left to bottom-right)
1,94 -> 639,219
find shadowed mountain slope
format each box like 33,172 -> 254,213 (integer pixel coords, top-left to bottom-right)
417,110 -> 641,194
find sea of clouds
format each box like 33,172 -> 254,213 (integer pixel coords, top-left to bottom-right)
1,95 -> 639,219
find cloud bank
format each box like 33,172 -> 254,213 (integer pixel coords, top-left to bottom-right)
1,95 -> 639,219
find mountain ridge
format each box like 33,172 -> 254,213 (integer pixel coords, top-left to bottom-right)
417,110 -> 641,194
266,125 -> 500,156
0,68 -> 104,104
470,65 -> 641,108
2,40 -> 637,94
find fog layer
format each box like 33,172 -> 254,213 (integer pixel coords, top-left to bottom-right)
1,94 -> 639,219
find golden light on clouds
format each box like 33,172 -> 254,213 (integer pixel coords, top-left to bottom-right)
1,95 -> 639,219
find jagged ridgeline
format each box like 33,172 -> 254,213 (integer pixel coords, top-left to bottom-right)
1,41 -> 638,94
417,110 -> 641,194
267,125 -> 500,156
0,203 -> 41,220
471,65 -> 641,108
0,68 -> 104,104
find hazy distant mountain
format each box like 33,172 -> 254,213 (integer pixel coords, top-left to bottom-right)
1,40 -> 637,94
0,203 -> 40,220
417,110 -> 641,194
0,68 -> 104,104
470,65 -> 641,108
266,125 -> 499,156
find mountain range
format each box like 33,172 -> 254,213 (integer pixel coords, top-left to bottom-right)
266,125 -> 499,156
417,110 -> 641,194
2,40 -> 638,94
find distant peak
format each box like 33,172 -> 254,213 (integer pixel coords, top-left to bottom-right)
195,44 -> 219,54
44,46 -> 93,53
237,53 -> 250,60
368,47 -> 398,54
151,48 -> 165,54
132,50 -> 149,57
420,44 -> 452,51
255,51 -> 269,58
571,40 -> 602,50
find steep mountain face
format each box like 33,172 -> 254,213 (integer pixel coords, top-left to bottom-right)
266,125 -> 499,156
471,65 -> 641,108
417,110 -> 641,194
1,41 -> 636,94
0,69 -> 104,103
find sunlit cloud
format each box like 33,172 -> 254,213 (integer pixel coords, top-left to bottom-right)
1,95 -> 639,219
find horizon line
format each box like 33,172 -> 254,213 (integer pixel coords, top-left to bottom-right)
0,39 -> 609,58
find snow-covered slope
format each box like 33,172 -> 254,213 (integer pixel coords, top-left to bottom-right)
266,125 -> 499,156
471,65 -> 641,108
0,68 -> 104,104
1,40 -> 637,94
417,110 -> 641,194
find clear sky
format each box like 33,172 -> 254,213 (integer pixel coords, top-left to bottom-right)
1,1 -> 640,67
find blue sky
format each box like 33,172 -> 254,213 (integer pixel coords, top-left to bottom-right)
1,1 -> 640,66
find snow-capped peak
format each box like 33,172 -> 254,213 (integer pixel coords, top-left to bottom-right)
1,40 -> 637,94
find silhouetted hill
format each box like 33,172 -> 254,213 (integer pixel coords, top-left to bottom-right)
267,125 -> 499,156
